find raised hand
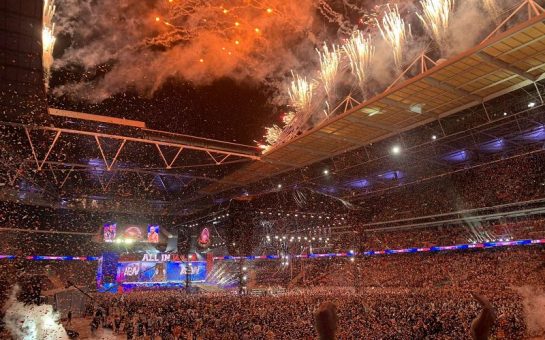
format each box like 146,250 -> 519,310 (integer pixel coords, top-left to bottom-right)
315,301 -> 338,340
470,292 -> 496,340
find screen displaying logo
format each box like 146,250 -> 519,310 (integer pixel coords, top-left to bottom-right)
117,261 -> 207,283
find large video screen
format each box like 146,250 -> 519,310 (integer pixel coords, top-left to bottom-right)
103,223 -> 161,243
147,225 -> 160,243
103,223 -> 117,243
116,261 -> 207,283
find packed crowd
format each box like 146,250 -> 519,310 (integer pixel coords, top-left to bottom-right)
1,243 -> 542,339
355,152 -> 545,223
349,218 -> 545,251
85,287 -> 528,339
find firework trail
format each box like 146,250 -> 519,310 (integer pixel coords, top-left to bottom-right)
316,42 -> 342,101
316,0 -> 356,36
343,31 -> 375,96
42,0 -> 56,88
417,0 -> 454,55
288,71 -> 315,113
377,4 -> 412,69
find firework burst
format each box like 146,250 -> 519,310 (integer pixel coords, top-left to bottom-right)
343,31 -> 375,95
43,0 -> 56,88
417,0 -> 454,55
264,125 -> 283,145
377,4 -> 412,69
316,42 -> 342,101
288,71 -> 314,113
282,111 -> 296,125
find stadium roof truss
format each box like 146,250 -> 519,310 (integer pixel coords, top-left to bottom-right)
18,123 -> 259,172
0,114 -> 260,208
202,7 -> 545,195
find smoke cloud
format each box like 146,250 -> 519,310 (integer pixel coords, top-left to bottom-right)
52,0 -> 520,105
516,285 -> 545,336
3,286 -> 68,340
53,0 -> 328,101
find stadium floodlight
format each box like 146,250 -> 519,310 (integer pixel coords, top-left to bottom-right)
391,145 -> 401,154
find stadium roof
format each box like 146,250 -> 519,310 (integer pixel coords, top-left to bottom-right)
202,11 -> 545,195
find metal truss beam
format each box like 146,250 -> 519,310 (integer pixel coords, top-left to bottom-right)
345,115 -> 398,132
156,145 -> 184,169
380,98 -> 422,113
387,51 -> 437,91
286,144 -> 332,157
25,128 -> 61,171
96,171 -> 117,192
314,130 -> 362,145
477,52 -> 538,82
5,122 -> 260,171
423,77 -> 483,102
206,151 -> 231,165
13,159 -> 245,187
95,136 -> 126,171
482,0 -> 544,42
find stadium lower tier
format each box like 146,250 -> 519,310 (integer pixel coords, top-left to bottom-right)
86,285 -> 540,339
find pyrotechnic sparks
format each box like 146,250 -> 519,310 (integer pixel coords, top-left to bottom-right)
417,0 -> 454,55
264,125 -> 283,146
42,0 -> 56,89
343,31 -> 375,95
288,71 -> 314,113
54,0 -> 330,100
481,0 -> 501,21
377,4 -> 411,69
316,43 -> 341,100
282,111 -> 295,125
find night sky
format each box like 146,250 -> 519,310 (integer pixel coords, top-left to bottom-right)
45,1 -> 379,146
48,76 -> 280,146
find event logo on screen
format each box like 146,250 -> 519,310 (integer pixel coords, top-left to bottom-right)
124,263 -> 140,277
103,223 -> 117,242
147,225 -> 160,243
121,263 -> 141,282
180,264 -> 201,275
118,261 -> 207,283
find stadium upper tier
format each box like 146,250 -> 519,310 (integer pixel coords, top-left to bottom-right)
203,12 -> 545,195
